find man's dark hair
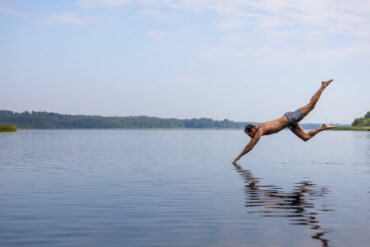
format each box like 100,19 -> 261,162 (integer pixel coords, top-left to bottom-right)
244,124 -> 256,133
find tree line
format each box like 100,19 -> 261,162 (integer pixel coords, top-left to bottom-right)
352,111 -> 370,127
0,110 -> 254,129
0,110 -> 325,129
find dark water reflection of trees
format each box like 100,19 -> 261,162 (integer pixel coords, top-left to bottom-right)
233,163 -> 334,247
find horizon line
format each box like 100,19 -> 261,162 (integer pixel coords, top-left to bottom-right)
0,109 -> 349,125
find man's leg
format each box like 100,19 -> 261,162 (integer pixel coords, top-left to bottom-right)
290,123 -> 333,142
299,79 -> 333,117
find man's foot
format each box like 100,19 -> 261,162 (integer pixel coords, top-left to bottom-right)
321,79 -> 333,89
321,123 -> 335,130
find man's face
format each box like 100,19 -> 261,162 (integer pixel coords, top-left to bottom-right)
246,127 -> 256,138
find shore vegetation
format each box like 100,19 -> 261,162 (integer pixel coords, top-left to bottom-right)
0,124 -> 17,132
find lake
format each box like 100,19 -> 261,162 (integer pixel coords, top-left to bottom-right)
0,129 -> 369,247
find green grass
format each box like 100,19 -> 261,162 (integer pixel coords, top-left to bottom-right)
0,124 -> 17,132
332,126 -> 370,131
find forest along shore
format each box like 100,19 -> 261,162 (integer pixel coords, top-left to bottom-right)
333,111 -> 370,131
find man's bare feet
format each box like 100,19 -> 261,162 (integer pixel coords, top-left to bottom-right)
321,123 -> 335,130
321,79 -> 333,89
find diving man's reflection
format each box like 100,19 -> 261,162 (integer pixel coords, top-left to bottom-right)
233,163 -> 332,247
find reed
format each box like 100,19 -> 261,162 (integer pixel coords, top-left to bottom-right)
332,126 -> 370,131
0,124 -> 17,132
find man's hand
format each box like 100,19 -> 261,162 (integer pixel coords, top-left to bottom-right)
232,131 -> 262,165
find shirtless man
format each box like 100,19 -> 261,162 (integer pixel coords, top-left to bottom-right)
232,79 -> 334,164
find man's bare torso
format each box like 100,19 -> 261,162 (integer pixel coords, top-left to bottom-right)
256,116 -> 289,136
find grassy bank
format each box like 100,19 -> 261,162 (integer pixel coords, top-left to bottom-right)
332,126 -> 370,131
0,124 -> 17,132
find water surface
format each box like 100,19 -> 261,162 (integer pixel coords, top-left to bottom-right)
0,129 -> 369,247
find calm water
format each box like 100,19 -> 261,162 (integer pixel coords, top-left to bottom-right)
0,129 -> 369,247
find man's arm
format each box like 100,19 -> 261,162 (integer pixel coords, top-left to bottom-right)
232,131 -> 262,164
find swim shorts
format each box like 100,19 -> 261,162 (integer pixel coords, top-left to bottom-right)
284,109 -> 304,127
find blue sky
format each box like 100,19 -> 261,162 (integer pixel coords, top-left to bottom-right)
1,0 -> 369,123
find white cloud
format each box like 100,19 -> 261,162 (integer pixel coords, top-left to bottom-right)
0,3 -> 28,18
166,0 -> 370,59
0,3 -> 92,26
3,0 -> 370,58
147,30 -> 168,40
50,11 -> 92,25
76,0 -> 370,48
139,8 -> 172,18
78,0 -> 131,7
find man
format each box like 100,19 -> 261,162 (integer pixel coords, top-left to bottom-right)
232,79 -> 334,164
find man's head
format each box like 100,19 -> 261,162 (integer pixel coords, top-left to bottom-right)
244,124 -> 257,138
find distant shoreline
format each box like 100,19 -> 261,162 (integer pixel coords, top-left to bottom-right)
0,110 -> 332,130
332,126 -> 370,131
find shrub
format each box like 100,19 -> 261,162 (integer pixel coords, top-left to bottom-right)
0,124 -> 17,132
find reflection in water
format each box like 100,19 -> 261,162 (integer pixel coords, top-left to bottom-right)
233,163 -> 333,247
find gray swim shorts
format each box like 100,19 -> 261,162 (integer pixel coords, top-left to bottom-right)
284,109 -> 304,127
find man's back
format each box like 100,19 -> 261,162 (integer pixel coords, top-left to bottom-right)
258,116 -> 290,136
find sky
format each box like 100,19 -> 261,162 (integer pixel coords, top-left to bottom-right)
0,0 -> 369,124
